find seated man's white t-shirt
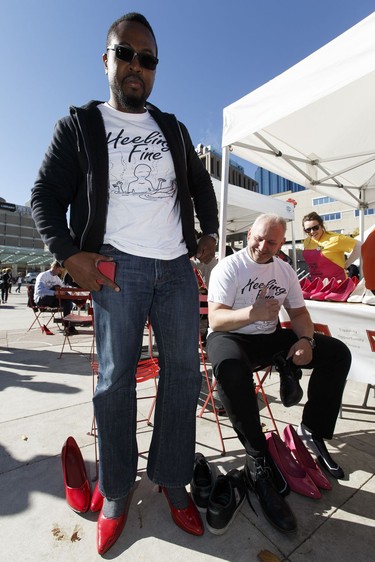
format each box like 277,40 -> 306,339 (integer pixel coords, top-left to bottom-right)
208,248 -> 305,335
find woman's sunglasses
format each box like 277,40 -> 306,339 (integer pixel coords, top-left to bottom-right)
304,225 -> 320,233
107,44 -> 158,71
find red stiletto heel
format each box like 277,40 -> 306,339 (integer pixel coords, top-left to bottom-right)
90,481 -> 104,512
61,436 -> 91,513
160,487 -> 204,536
97,510 -> 126,555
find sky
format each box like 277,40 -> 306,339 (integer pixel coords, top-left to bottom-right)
1,0 -> 374,206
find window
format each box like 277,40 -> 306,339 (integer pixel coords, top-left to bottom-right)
320,212 -> 341,221
312,196 -> 336,205
354,207 -> 375,217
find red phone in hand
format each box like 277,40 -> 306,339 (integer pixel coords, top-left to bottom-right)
97,261 -> 116,283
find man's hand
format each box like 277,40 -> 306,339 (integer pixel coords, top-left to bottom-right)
287,339 -> 313,366
251,286 -> 280,322
63,252 -> 120,292
195,235 -> 217,264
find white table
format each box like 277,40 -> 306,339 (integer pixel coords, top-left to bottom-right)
280,300 -> 375,385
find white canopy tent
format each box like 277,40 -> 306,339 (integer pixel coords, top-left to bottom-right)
210,177 -> 294,235
220,12 -> 375,258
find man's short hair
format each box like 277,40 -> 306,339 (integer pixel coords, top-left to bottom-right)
51,260 -> 62,269
106,12 -> 158,55
252,214 -> 287,233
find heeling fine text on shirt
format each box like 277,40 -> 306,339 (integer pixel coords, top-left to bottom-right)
240,277 -> 287,298
106,130 -> 170,162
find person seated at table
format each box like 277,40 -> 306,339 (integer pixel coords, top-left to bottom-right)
34,261 -> 77,334
302,211 -> 361,281
206,214 -> 351,533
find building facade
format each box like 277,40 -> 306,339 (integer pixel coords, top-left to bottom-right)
0,199 -> 52,277
196,144 -> 258,192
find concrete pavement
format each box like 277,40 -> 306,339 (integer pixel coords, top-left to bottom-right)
0,290 -> 374,561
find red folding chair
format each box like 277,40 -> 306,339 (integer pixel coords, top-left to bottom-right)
26,284 -> 63,332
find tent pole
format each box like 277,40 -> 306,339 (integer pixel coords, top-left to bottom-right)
219,146 -> 230,260
359,208 -> 364,277
291,220 -> 297,270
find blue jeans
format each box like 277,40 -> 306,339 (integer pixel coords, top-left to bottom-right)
92,246 -> 201,500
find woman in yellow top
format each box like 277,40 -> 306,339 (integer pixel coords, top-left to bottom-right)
302,212 -> 361,282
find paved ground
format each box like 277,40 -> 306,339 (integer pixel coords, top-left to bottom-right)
0,291 -> 374,561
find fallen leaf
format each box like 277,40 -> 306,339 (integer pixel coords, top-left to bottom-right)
258,549 -> 282,562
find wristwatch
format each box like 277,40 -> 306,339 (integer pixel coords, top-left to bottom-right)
299,336 -> 316,349
205,233 -> 219,243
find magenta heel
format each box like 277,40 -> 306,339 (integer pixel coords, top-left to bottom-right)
266,432 -> 321,499
283,425 -> 332,490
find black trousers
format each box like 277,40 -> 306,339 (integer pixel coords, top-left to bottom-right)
206,329 -> 351,457
36,295 -> 72,317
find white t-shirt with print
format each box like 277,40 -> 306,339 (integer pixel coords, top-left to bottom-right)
99,103 -> 187,260
208,248 -> 305,335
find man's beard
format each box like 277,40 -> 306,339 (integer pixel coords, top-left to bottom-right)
117,90 -> 145,111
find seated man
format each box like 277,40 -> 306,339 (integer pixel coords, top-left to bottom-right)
34,261 -> 76,335
206,214 -> 351,533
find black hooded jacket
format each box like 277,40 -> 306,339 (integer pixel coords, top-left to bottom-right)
31,100 -> 219,264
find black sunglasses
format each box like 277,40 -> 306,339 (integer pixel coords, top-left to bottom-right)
304,224 -> 320,233
107,44 -> 158,71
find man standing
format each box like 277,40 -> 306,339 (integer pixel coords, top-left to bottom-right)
31,12 -> 218,554
207,214 -> 350,533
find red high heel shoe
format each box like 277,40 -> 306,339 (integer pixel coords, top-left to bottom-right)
160,487 -> 204,536
266,432 -> 321,499
97,509 -> 127,555
90,481 -> 104,512
299,277 -> 311,291
283,425 -> 332,490
61,436 -> 91,513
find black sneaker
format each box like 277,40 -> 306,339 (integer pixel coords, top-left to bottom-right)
297,424 -> 344,479
190,453 -> 215,512
206,469 -> 246,535
273,351 -> 303,408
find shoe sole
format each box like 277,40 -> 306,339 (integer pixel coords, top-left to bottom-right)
206,495 -> 245,535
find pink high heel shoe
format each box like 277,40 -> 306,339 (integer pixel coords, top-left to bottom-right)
266,432 -> 321,499
310,278 -> 338,301
302,278 -> 323,299
283,425 -> 332,490
324,277 -> 355,302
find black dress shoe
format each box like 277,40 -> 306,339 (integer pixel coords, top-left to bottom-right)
244,454 -> 297,533
297,424 -> 344,479
273,351 -> 303,408
190,453 -> 215,511
206,469 -> 246,535
315,439 -> 345,480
